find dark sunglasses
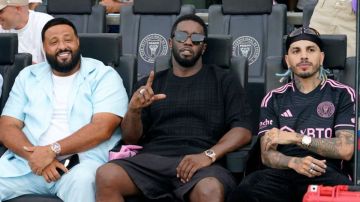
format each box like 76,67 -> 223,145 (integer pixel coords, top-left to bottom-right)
288,27 -> 320,37
173,31 -> 205,45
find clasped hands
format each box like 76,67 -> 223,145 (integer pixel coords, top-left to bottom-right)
263,128 -> 296,151
23,145 -> 68,182
263,128 -> 327,178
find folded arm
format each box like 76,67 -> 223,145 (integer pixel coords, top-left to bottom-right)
261,134 -> 327,178
304,129 -> 354,160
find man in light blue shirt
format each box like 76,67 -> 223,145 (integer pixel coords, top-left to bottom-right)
0,18 -> 128,202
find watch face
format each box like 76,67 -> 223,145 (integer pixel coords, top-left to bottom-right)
51,143 -> 61,154
205,150 -> 214,156
302,136 -> 311,145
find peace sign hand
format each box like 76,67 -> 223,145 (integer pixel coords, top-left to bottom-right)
129,71 -> 166,112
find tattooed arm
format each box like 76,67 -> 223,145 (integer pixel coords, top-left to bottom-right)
261,132 -> 327,177
263,128 -> 354,161
299,129 -> 354,161
260,134 -> 292,169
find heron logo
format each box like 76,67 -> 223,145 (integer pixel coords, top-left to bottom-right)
232,36 -> 260,65
317,101 -> 335,118
139,34 -> 168,63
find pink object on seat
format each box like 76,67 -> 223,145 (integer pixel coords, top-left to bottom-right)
109,145 -> 143,160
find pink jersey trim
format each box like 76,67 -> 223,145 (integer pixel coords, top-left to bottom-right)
261,83 -> 293,107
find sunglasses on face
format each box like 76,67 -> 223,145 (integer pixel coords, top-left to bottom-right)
288,27 -> 320,37
173,31 -> 205,45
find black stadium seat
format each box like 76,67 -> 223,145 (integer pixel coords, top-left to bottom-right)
0,33 -> 32,157
302,0 -> 318,27
208,0 -> 287,134
120,0 -> 195,80
36,0 -> 106,33
79,33 -> 137,96
0,33 -> 32,114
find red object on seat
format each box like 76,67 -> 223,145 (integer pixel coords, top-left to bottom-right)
303,185 -> 360,202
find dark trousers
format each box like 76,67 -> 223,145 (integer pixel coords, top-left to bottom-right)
228,167 -> 352,202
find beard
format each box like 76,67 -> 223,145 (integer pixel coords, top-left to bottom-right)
295,71 -> 315,79
292,62 -> 320,79
172,45 -> 202,68
46,48 -> 81,73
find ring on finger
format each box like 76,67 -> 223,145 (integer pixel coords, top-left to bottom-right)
309,168 -> 314,173
139,88 -> 146,95
310,163 -> 316,170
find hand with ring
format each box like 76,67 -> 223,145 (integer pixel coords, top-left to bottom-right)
128,71 -> 167,112
289,156 -> 327,178
139,88 -> 146,95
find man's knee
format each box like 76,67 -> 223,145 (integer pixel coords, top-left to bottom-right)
190,177 -> 224,201
96,163 -> 139,197
96,163 -> 124,188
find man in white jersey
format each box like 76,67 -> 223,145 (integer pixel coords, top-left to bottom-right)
0,0 -> 53,64
0,18 -> 128,202
228,27 -> 355,202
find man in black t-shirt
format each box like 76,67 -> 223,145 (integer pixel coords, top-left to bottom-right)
95,14 -> 252,202
228,27 -> 355,202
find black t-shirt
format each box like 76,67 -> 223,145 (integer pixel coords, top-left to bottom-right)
259,79 -> 355,170
134,64 -> 252,156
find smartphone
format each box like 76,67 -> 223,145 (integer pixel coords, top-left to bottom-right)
56,154 -> 79,176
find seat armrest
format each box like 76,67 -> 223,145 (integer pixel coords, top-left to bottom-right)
226,136 -> 258,173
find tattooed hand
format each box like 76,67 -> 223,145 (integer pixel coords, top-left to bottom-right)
288,156 -> 327,178
263,128 -> 301,151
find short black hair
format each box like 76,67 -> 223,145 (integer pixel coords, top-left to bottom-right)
171,14 -> 207,40
41,18 -> 78,42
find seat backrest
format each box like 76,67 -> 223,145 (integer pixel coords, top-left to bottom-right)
154,34 -> 248,88
208,0 -> 286,84
182,0 -> 206,9
265,34 -> 350,93
302,0 -> 318,27
0,33 -> 32,114
38,0 -> 106,33
120,0 -> 195,80
208,0 -> 286,133
78,33 -> 137,97
0,33 -> 32,157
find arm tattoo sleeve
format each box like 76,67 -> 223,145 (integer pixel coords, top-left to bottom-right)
304,129 -> 354,159
260,136 -> 292,169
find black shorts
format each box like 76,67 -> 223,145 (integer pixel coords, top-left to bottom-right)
111,153 -> 236,201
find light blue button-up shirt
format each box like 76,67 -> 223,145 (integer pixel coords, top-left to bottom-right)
0,57 -> 128,177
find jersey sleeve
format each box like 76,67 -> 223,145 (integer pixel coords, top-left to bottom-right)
258,91 -> 279,136
334,88 -> 356,131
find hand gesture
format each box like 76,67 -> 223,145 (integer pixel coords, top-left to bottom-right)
289,156 -> 327,178
129,71 -> 166,112
176,153 -> 212,183
263,128 -> 297,151
24,145 -> 56,175
42,159 -> 69,183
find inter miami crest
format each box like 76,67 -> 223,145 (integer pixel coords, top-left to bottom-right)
232,36 -> 260,65
139,34 -> 168,63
